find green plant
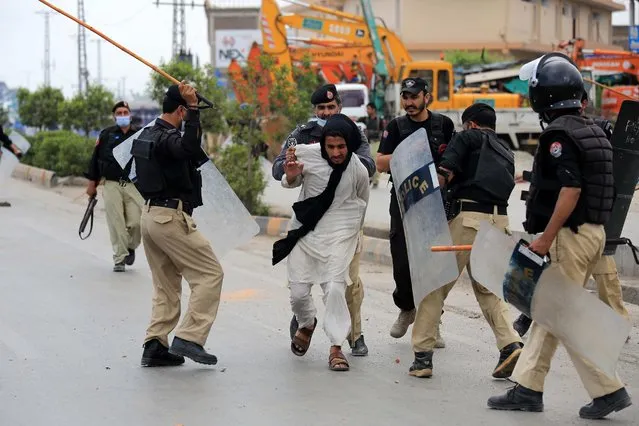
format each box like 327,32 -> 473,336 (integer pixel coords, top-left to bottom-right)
60,84 -> 115,136
22,130 -> 93,177
213,143 -> 268,216
444,49 -> 513,68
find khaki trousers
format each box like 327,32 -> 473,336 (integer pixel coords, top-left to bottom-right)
512,224 -> 625,399
346,238 -> 365,343
412,210 -> 522,352
102,180 -> 144,264
141,204 -> 224,347
592,255 -> 630,321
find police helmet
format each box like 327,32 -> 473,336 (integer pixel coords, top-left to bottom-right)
522,52 -> 584,114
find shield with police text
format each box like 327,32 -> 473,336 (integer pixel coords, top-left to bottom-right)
470,221 -> 631,378
604,100 -> 639,254
113,118 -> 260,258
389,127 -> 459,304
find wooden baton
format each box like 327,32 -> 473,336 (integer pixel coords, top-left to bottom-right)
431,245 -> 472,252
38,0 -> 214,108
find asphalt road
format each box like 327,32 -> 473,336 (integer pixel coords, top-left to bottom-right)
1,179 -> 638,426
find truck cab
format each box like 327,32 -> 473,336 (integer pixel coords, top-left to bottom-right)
335,83 -> 369,121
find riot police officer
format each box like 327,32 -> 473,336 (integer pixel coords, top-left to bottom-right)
85,101 -> 144,272
407,103 -> 524,379
272,83 -> 375,357
134,82 -> 222,367
488,53 -> 632,419
0,125 -> 23,207
376,77 -> 455,343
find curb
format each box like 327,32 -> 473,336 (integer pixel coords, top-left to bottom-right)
252,215 -> 639,306
12,164 -> 58,188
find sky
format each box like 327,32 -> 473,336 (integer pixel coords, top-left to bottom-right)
0,0 -> 635,100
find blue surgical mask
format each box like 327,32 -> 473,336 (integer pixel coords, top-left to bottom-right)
115,115 -> 131,127
311,117 -> 327,127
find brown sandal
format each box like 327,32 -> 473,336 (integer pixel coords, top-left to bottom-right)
291,318 -> 317,356
329,347 -> 349,371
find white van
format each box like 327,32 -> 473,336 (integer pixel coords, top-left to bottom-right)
335,83 -> 369,122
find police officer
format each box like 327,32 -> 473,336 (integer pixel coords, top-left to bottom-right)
0,125 -> 23,207
357,102 -> 385,187
135,82 -> 222,367
407,103 -> 524,378
376,77 -> 455,343
272,83 -> 376,357
488,53 -> 632,419
512,91 -> 630,338
85,101 -> 144,272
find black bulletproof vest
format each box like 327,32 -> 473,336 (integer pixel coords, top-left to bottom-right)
99,129 -> 131,180
450,129 -> 515,203
524,115 -> 614,234
396,111 -> 446,153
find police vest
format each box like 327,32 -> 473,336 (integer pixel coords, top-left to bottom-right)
131,126 -> 204,207
450,129 -> 515,203
98,128 -> 131,180
396,111 -> 446,150
525,115 -> 614,234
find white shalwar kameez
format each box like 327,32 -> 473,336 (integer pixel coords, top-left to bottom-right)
282,143 -> 370,346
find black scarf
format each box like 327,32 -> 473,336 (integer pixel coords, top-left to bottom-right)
272,114 -> 362,265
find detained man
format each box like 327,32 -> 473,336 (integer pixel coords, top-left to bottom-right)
272,114 -> 370,372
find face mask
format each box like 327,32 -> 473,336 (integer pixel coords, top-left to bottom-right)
311,117 -> 327,127
115,115 -> 131,127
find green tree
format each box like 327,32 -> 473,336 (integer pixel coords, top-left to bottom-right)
0,105 -> 8,126
444,49 -> 513,68
16,86 -> 65,130
147,59 -> 228,134
21,130 -> 94,177
60,84 -> 115,135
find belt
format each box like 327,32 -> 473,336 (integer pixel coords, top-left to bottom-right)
106,177 -> 131,186
459,202 -> 507,216
147,198 -> 193,216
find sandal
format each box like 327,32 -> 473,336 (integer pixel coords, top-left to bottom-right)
291,317 -> 317,356
329,347 -> 349,372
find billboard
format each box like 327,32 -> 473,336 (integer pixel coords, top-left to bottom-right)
215,30 -> 261,68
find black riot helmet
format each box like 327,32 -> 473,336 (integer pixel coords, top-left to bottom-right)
521,52 -> 584,115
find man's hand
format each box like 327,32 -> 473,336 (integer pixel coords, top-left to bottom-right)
86,181 -> 98,197
515,173 -> 524,184
179,80 -> 198,107
10,144 -> 22,158
529,235 -> 553,257
286,147 -> 297,163
284,160 -> 304,184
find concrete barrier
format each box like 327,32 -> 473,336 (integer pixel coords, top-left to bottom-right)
12,164 -> 58,187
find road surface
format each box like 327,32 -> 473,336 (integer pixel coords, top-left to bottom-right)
1,179 -> 638,425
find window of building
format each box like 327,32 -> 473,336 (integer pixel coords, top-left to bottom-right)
571,4 -> 579,39
592,11 -> 603,42
437,70 -> 450,101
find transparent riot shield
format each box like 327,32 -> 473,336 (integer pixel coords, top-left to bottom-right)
113,119 -> 259,258
0,130 -> 31,184
470,221 -> 631,378
389,127 -> 458,304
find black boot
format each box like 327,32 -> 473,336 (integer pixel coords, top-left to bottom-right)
141,338 -> 185,367
169,336 -> 218,365
579,387 -> 632,419
124,248 -> 135,266
408,351 -> 433,378
493,342 -> 523,379
513,314 -> 532,337
487,384 -> 544,412
349,335 -> 368,357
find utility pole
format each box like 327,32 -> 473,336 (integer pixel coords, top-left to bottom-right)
155,0 -> 206,59
36,11 -> 52,87
77,0 -> 90,94
91,39 -> 103,85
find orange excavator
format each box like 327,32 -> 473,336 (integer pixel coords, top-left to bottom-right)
558,38 -> 639,120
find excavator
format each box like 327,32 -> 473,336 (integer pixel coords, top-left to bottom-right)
228,0 -> 542,150
558,38 -> 639,120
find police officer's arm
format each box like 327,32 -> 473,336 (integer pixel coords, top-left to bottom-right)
0,127 -> 22,156
355,128 -> 376,178
376,120 -> 399,172
530,138 -> 582,255
158,109 -> 203,160
84,131 -> 106,196
272,128 -> 299,181
436,132 -> 470,186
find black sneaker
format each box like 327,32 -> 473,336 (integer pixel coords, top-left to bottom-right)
169,336 -> 217,365
513,314 -> 532,337
579,387 -> 632,419
493,342 -> 523,378
124,249 -> 135,266
487,384 -> 544,412
141,338 -> 185,367
113,262 -> 125,272
408,351 -> 433,378
349,335 -> 368,357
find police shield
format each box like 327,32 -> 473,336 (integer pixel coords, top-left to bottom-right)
604,100 -> 639,254
470,221 -> 631,378
389,127 -> 458,304
0,131 -> 31,183
113,119 -> 260,258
